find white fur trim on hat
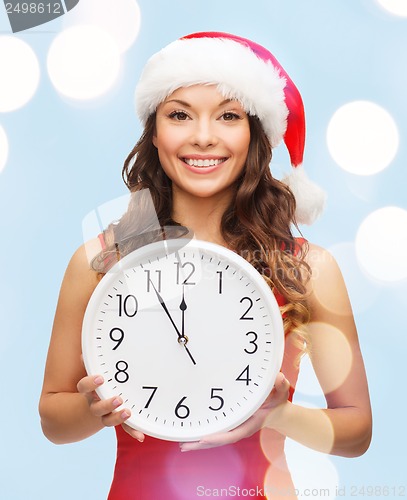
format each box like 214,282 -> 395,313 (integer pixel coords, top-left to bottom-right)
282,165 -> 326,225
135,37 -> 288,148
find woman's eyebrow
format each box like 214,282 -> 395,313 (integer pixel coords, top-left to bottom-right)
163,98 -> 234,107
164,99 -> 191,107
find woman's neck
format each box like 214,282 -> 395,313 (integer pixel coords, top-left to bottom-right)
172,190 -> 231,246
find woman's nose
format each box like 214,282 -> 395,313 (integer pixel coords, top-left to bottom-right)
191,119 -> 218,148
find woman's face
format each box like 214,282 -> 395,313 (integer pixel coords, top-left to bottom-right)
153,85 -> 250,203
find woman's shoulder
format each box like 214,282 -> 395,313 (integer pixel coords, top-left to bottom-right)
291,238 -> 341,285
68,237 -> 103,271
302,242 -> 352,318
62,238 -> 103,297
303,241 -> 340,274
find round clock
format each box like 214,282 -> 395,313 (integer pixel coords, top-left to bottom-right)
82,238 -> 284,442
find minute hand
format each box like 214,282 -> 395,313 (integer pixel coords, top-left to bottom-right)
150,282 -> 196,365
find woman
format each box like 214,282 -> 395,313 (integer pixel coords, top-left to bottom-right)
39,32 -> 372,499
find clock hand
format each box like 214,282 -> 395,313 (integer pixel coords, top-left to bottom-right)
150,281 -> 196,365
179,285 -> 187,340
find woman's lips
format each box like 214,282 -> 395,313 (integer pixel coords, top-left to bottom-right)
181,157 -> 227,168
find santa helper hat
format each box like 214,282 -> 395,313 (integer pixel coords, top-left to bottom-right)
136,31 -> 326,225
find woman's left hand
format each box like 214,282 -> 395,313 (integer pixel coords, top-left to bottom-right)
179,372 -> 290,452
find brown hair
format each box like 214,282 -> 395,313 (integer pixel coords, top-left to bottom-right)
93,113 -> 311,352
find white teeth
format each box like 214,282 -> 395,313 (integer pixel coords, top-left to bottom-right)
184,158 -> 225,167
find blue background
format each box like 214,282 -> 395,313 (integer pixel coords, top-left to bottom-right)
0,1 -> 406,498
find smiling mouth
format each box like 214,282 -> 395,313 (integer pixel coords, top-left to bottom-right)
182,158 -> 227,168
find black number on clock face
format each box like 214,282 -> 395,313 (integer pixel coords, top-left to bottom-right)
142,386 -> 158,409
174,261 -> 196,285
117,294 -> 138,317
144,269 -> 162,292
244,331 -> 258,354
114,360 -> 129,383
236,365 -> 251,385
109,327 -> 125,350
209,388 -> 224,411
239,297 -> 254,320
175,396 -> 190,419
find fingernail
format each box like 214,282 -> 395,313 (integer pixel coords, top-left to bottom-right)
112,398 -> 122,408
137,437 -> 144,443
121,410 -> 130,420
94,376 -> 103,385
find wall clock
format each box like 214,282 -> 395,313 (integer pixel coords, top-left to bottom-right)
82,238 -> 284,441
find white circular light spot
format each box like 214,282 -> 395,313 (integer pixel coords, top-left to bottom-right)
327,101 -> 399,175
294,354 -> 324,397
377,0 -> 407,16
166,445 -> 244,499
63,0 -> 141,53
0,37 -> 40,112
47,25 -> 121,100
0,125 -> 9,172
356,207 -> 407,282
284,437 -> 339,497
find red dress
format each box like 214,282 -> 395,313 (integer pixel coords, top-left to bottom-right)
100,235 -> 305,499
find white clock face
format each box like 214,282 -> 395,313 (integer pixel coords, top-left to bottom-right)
82,239 -> 284,442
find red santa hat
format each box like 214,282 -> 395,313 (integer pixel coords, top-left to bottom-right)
135,31 -> 326,225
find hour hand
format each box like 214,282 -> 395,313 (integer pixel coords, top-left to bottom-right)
179,285 -> 188,341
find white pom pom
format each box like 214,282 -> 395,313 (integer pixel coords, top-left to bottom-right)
282,165 -> 326,225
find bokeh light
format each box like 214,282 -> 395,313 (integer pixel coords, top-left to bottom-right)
0,125 -> 9,173
62,0 -> 141,53
305,245 -> 377,316
0,36 -> 40,112
260,406 -> 335,468
356,206 -> 407,282
327,101 -> 399,175
284,438 -> 339,498
294,354 -> 323,397
376,0 -> 407,16
47,25 -> 121,100
306,322 -> 352,395
166,445 -> 244,499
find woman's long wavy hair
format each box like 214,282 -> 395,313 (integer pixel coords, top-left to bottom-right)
93,112 -> 311,355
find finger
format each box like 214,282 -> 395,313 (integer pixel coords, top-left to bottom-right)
90,395 -> 124,418
275,372 -> 290,394
180,430 -> 240,452
101,408 -> 131,428
179,412 -> 264,452
122,423 -> 145,443
77,375 -> 104,395
180,440 -> 211,452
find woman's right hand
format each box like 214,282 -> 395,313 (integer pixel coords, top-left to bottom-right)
77,375 -> 145,442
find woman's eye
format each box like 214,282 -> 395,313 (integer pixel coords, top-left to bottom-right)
221,112 -> 240,121
169,111 -> 189,121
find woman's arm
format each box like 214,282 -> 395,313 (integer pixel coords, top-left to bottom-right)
267,243 -> 372,457
38,240 -> 143,444
181,244 -> 372,456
